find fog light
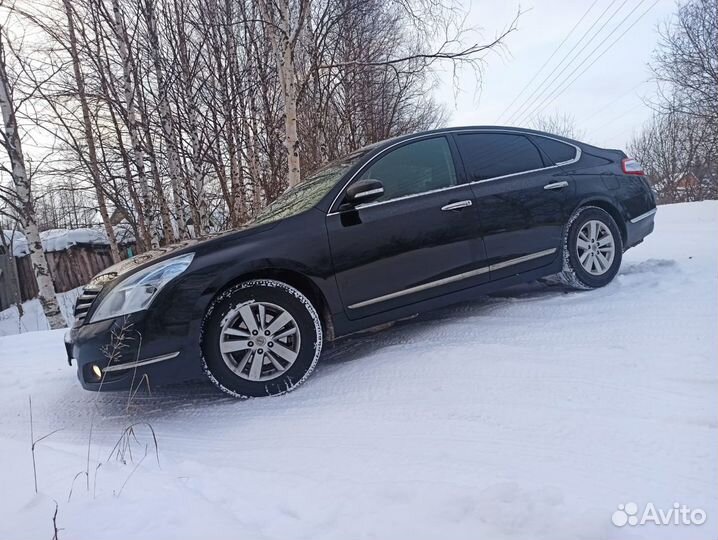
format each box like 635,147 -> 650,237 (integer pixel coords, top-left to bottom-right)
91,364 -> 103,380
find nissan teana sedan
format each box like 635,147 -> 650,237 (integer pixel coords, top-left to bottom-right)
65,126 -> 657,397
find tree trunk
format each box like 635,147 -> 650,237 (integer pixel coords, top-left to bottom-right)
145,127 -> 176,244
247,91 -> 264,212
134,63 -> 176,244
110,110 -> 148,252
278,43 -> 301,188
223,0 -> 245,225
0,41 -> 65,330
61,0 -> 121,263
91,23 -> 149,253
172,0 -> 210,234
258,0 -> 303,188
110,0 -> 159,249
186,106 -> 210,234
141,0 -> 189,239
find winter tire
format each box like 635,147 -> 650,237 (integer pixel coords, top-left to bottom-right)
201,279 -> 323,397
559,206 -> 623,290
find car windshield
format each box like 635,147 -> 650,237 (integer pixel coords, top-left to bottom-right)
253,149 -> 370,224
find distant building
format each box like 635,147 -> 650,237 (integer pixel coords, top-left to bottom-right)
674,171 -> 701,198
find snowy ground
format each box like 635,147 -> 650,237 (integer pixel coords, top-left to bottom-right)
0,201 -> 715,540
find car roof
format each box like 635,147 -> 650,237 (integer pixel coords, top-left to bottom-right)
364,125 -> 582,154
315,126 -> 588,214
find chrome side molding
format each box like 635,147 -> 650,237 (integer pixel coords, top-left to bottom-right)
630,208 -> 657,223
348,266 -> 490,309
348,248 -> 557,309
489,248 -> 557,271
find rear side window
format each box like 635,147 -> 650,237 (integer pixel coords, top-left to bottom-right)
455,133 -> 544,181
358,137 -> 457,202
531,136 -> 578,165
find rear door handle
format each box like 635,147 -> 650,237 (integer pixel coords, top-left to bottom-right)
544,181 -> 569,190
441,200 -> 473,211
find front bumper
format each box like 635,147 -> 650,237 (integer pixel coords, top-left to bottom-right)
65,310 -> 204,392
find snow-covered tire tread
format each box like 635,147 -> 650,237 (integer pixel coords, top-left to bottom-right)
558,205 -> 623,290
200,279 -> 323,398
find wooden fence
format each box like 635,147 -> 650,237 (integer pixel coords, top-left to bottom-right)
15,243 -> 135,301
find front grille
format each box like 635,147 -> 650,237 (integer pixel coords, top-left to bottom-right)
73,285 -> 102,325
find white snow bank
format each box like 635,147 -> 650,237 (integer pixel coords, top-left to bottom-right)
0,287 -> 81,336
1,225 -> 136,256
0,201 -> 715,540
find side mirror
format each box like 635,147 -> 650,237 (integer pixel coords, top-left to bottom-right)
345,179 -> 385,206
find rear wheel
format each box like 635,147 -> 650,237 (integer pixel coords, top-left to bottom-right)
559,206 -> 623,290
201,279 -> 323,397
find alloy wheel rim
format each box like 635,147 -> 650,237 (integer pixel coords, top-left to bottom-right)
219,301 -> 301,381
576,220 -> 615,276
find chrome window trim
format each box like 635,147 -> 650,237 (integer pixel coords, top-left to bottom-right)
327,129 -> 581,216
629,208 -> 657,223
347,248 -> 557,309
339,182 -> 469,213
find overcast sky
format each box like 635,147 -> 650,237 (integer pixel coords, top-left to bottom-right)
436,0 -> 677,150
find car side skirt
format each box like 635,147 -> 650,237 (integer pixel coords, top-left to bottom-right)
348,248 -> 557,310
332,258 -> 564,338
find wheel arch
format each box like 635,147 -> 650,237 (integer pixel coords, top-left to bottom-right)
208,267 -> 335,341
572,197 -> 627,246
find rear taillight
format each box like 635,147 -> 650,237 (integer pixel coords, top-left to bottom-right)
621,157 -> 645,175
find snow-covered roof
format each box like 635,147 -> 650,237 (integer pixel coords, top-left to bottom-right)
1,226 -> 136,257
0,230 -> 27,256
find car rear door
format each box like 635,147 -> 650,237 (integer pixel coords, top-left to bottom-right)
326,135 -> 487,319
453,131 -> 578,280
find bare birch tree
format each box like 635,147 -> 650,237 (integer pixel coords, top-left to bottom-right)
256,0 -> 306,188
140,0 -> 189,239
108,0 -> 160,248
4,0 -> 519,245
60,0 -> 121,262
0,26 -> 64,329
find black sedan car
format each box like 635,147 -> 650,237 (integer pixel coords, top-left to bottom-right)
66,126 -> 657,397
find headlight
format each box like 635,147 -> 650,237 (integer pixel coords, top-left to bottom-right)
89,253 -> 194,323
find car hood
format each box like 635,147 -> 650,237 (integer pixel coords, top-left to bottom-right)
88,221 -> 277,287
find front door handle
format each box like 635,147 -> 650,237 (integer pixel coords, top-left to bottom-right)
441,200 -> 473,211
544,181 -> 569,190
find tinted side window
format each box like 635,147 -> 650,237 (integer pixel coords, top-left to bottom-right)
455,133 -> 544,181
531,136 -> 577,165
358,137 -> 457,202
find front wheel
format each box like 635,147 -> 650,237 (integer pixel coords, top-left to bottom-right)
201,279 -> 323,397
559,206 -> 623,290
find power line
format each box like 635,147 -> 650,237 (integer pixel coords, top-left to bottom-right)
506,0 -> 627,125
517,0 -> 650,124
581,80 -> 649,122
591,101 -> 647,136
507,0 -> 630,125
497,0 -> 600,123
519,0 -> 658,126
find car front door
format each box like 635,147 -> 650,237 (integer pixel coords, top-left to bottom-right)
326,136 -> 487,319
453,131 -> 578,280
